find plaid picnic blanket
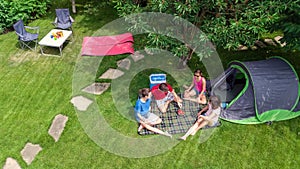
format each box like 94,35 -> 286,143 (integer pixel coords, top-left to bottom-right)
138,100 -> 210,135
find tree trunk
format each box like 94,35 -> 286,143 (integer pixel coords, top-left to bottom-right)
71,0 -> 76,13
177,48 -> 194,69
177,56 -> 188,69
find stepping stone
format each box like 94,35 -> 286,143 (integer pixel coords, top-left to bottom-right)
48,114 -> 68,142
99,68 -> 124,79
131,51 -> 144,62
117,58 -> 131,70
144,47 -> 154,55
274,36 -> 286,47
20,143 -> 42,165
3,157 -> 21,169
250,46 -> 258,50
82,83 -> 110,95
237,45 -> 248,51
255,40 -> 267,48
70,96 -> 93,111
264,39 -> 277,46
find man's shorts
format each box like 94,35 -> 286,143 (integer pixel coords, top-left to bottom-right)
155,91 -> 174,108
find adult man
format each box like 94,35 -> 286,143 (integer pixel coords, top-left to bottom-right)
151,83 -> 184,115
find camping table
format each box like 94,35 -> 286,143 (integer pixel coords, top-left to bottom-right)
38,29 -> 72,56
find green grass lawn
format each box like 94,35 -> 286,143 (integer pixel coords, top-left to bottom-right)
0,1 -> 299,169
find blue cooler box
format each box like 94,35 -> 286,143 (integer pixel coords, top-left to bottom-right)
149,74 -> 166,89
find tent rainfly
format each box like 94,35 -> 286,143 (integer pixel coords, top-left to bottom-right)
210,57 -> 300,124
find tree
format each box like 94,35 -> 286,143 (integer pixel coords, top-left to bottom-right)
0,0 -> 50,34
111,0 -> 295,64
71,0 -> 76,13
272,0 -> 300,51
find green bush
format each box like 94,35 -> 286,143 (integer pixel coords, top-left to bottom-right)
0,0 -> 51,33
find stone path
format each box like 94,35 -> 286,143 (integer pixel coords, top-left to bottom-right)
3,157 -> 21,169
238,36 -> 286,51
73,50 -> 144,114
4,114 -> 70,168
82,82 -> 111,95
238,45 -> 248,51
20,143 -> 42,165
274,36 -> 286,47
117,58 -> 131,70
144,47 -> 154,55
48,114 -> 68,142
70,96 -> 93,111
99,68 -> 124,79
264,38 -> 277,46
131,51 -> 145,62
255,40 -> 267,48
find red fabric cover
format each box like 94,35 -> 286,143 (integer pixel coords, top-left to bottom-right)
81,33 -> 134,56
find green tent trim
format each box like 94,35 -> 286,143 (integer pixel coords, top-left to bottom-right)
217,57 -> 300,124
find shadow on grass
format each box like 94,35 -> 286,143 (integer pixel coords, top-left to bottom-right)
71,2 -> 119,33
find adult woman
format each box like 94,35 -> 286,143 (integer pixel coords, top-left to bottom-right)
179,95 -> 221,140
184,69 -> 207,104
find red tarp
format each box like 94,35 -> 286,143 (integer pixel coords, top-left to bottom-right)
81,33 -> 134,56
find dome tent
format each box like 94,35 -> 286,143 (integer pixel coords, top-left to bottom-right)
210,57 -> 300,124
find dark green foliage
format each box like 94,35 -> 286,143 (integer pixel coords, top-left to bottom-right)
272,0 -> 300,51
0,0 -> 51,33
111,0 -> 298,54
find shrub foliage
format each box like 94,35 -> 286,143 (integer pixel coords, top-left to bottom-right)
111,0 -> 300,54
0,0 -> 51,33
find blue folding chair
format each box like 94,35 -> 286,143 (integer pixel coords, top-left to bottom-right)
13,20 -> 39,51
53,8 -> 74,30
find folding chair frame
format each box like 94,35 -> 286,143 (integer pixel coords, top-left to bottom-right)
52,8 -> 75,32
15,26 -> 39,51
